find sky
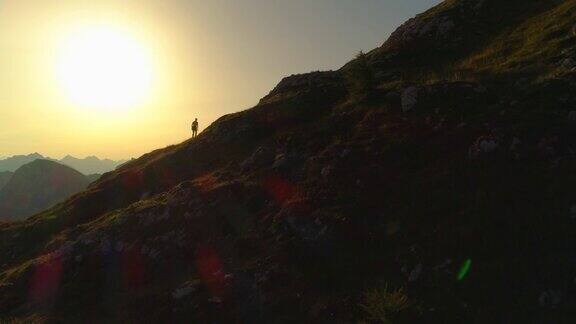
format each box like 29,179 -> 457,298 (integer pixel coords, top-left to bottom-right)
0,0 -> 441,160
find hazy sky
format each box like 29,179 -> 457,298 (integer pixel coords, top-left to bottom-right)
0,0 -> 441,159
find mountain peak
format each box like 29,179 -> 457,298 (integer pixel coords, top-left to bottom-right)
0,160 -> 90,220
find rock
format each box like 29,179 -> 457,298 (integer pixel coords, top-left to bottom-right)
433,259 -> 452,272
272,153 -> 299,171
401,86 -> 420,112
172,285 -> 196,299
560,58 -> 576,70
321,165 -> 334,178
149,248 -> 160,259
510,137 -> 522,150
539,290 -> 562,308
408,263 -> 423,282
115,242 -> 125,253
100,237 -> 112,254
208,297 -> 223,304
469,135 -> 499,158
242,146 -> 275,170
387,15 -> 456,49
263,71 -> 344,102
479,139 -> 498,152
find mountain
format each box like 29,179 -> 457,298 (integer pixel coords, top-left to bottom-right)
59,155 -> 127,175
0,172 -> 12,190
86,174 -> 102,183
0,153 -> 44,172
0,154 -> 126,175
0,160 -> 90,221
1,0 -> 576,322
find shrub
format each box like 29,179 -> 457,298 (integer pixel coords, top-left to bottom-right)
346,51 -> 376,102
360,284 -> 410,324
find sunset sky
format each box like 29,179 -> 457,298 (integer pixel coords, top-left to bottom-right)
0,0 -> 440,160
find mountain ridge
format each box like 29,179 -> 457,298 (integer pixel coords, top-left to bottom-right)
0,153 -> 128,175
0,160 -> 92,221
1,0 -> 576,322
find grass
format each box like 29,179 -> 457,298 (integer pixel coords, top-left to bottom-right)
457,0 -> 576,79
360,285 -> 411,324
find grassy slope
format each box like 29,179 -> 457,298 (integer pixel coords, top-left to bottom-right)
1,0 -> 576,322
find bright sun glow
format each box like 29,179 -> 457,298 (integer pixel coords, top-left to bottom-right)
55,25 -> 155,111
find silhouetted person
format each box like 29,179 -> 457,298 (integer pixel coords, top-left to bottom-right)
191,118 -> 199,138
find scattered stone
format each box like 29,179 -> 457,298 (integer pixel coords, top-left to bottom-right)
321,165 -> 334,178
401,86 -> 420,112
539,290 -> 563,308
242,146 -> 276,170
570,205 -> 576,219
115,242 -> 125,253
149,248 -> 160,259
435,259 -> 453,273
510,137 -> 522,151
172,285 -> 195,299
208,297 -> 223,304
409,263 -> 423,282
469,135 -> 499,158
99,237 -> 112,254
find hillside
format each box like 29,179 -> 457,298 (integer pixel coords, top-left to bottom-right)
0,172 -> 12,190
1,0 -> 576,322
0,160 -> 90,221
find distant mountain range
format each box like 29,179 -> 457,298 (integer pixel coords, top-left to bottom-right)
0,153 -> 127,175
0,160 -> 93,220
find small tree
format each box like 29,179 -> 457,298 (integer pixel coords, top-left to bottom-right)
346,51 -> 377,102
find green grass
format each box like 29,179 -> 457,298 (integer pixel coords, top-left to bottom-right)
458,0 -> 576,79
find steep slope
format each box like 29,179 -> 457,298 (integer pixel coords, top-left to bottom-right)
0,172 -> 12,190
0,160 -> 90,221
1,0 -> 576,322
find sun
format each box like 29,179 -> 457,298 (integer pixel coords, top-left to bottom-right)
55,25 -> 155,111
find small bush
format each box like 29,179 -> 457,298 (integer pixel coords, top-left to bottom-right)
360,284 -> 410,324
346,51 -> 377,102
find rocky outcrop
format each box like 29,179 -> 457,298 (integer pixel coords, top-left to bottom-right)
260,71 -> 345,105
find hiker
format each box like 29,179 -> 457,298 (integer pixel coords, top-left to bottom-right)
191,118 -> 199,138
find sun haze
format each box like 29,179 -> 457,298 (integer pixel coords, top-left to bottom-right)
0,0 -> 440,160
54,24 -> 155,111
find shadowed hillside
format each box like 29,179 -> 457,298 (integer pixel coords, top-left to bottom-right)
0,172 -> 12,190
1,0 -> 576,322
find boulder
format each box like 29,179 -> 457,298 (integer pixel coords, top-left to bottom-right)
401,86 -> 420,112
469,135 -> 499,158
242,146 -> 276,170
